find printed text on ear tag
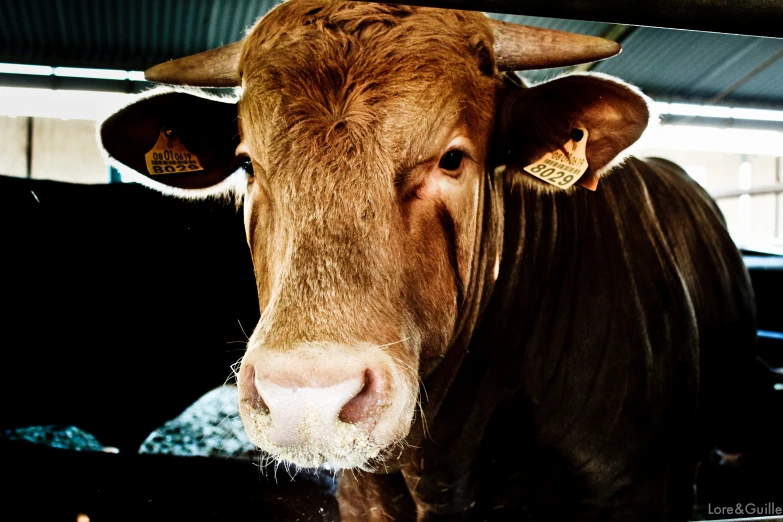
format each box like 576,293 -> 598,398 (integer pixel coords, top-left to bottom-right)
144,127 -> 204,175
523,127 -> 589,189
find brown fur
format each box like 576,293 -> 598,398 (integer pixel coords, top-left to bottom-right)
236,0 -> 499,377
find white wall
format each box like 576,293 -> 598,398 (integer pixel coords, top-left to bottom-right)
31,118 -> 108,184
0,116 -> 29,178
0,115 -> 108,183
779,193 -> 783,238
636,147 -> 782,246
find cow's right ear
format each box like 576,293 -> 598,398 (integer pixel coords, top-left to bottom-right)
100,90 -> 242,191
494,73 -> 650,191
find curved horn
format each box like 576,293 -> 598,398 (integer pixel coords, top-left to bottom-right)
144,41 -> 243,87
490,19 -> 621,70
143,21 -> 619,83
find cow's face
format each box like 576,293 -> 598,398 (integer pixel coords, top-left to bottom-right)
100,0 -> 648,470
231,1 -> 498,468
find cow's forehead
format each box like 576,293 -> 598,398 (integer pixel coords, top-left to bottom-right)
242,0 -> 493,57
236,0 -> 498,168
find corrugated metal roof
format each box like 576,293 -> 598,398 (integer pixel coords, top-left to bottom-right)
488,13 -> 783,106
0,0 -> 781,107
0,0 -> 276,70
724,47 -> 783,103
593,27 -> 783,105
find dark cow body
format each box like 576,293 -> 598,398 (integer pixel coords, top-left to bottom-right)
337,157 -> 756,521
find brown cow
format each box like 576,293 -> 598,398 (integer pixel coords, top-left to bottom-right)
100,1 -> 757,520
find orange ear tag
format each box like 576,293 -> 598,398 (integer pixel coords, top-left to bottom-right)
523,127 -> 591,190
144,128 -> 204,176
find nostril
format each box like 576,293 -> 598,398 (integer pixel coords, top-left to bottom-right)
240,364 -> 268,413
339,369 -> 382,424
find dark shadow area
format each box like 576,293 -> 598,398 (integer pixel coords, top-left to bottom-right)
0,175 -> 780,521
0,175 -> 259,449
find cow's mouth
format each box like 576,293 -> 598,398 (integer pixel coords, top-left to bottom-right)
237,344 -> 419,470
243,406 -> 386,469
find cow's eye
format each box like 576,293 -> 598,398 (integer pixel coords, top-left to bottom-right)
438,150 -> 463,172
241,158 -> 255,177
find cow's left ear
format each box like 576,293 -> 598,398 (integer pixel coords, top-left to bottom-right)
100,89 -> 242,191
496,73 -> 650,190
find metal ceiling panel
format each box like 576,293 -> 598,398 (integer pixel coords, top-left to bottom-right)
593,27 -> 783,105
0,0 -> 780,107
0,0 -> 276,70
729,51 -> 783,103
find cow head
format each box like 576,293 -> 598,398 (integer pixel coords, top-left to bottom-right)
100,0 -> 649,470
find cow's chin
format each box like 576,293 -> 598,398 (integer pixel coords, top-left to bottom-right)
237,348 -> 419,470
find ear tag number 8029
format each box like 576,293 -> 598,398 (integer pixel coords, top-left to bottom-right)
523,127 -> 589,189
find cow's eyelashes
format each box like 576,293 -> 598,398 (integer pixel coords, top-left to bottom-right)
438,150 -> 464,172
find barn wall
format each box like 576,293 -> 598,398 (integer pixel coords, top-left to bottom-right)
716,197 -> 740,237
751,194 -> 778,240
0,116 -> 108,183
0,116 -> 29,178
637,148 -> 740,191
31,118 -> 108,184
636,147 -> 782,244
779,193 -> 783,237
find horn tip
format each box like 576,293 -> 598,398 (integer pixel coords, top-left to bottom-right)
604,40 -> 622,58
142,41 -> 243,86
144,63 -> 174,84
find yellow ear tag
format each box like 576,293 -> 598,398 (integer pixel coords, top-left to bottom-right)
523,127 -> 589,190
144,128 -> 204,176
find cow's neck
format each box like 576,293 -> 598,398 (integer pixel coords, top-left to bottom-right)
378,169 -> 505,516
399,166 -> 503,454
395,176 -> 598,518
